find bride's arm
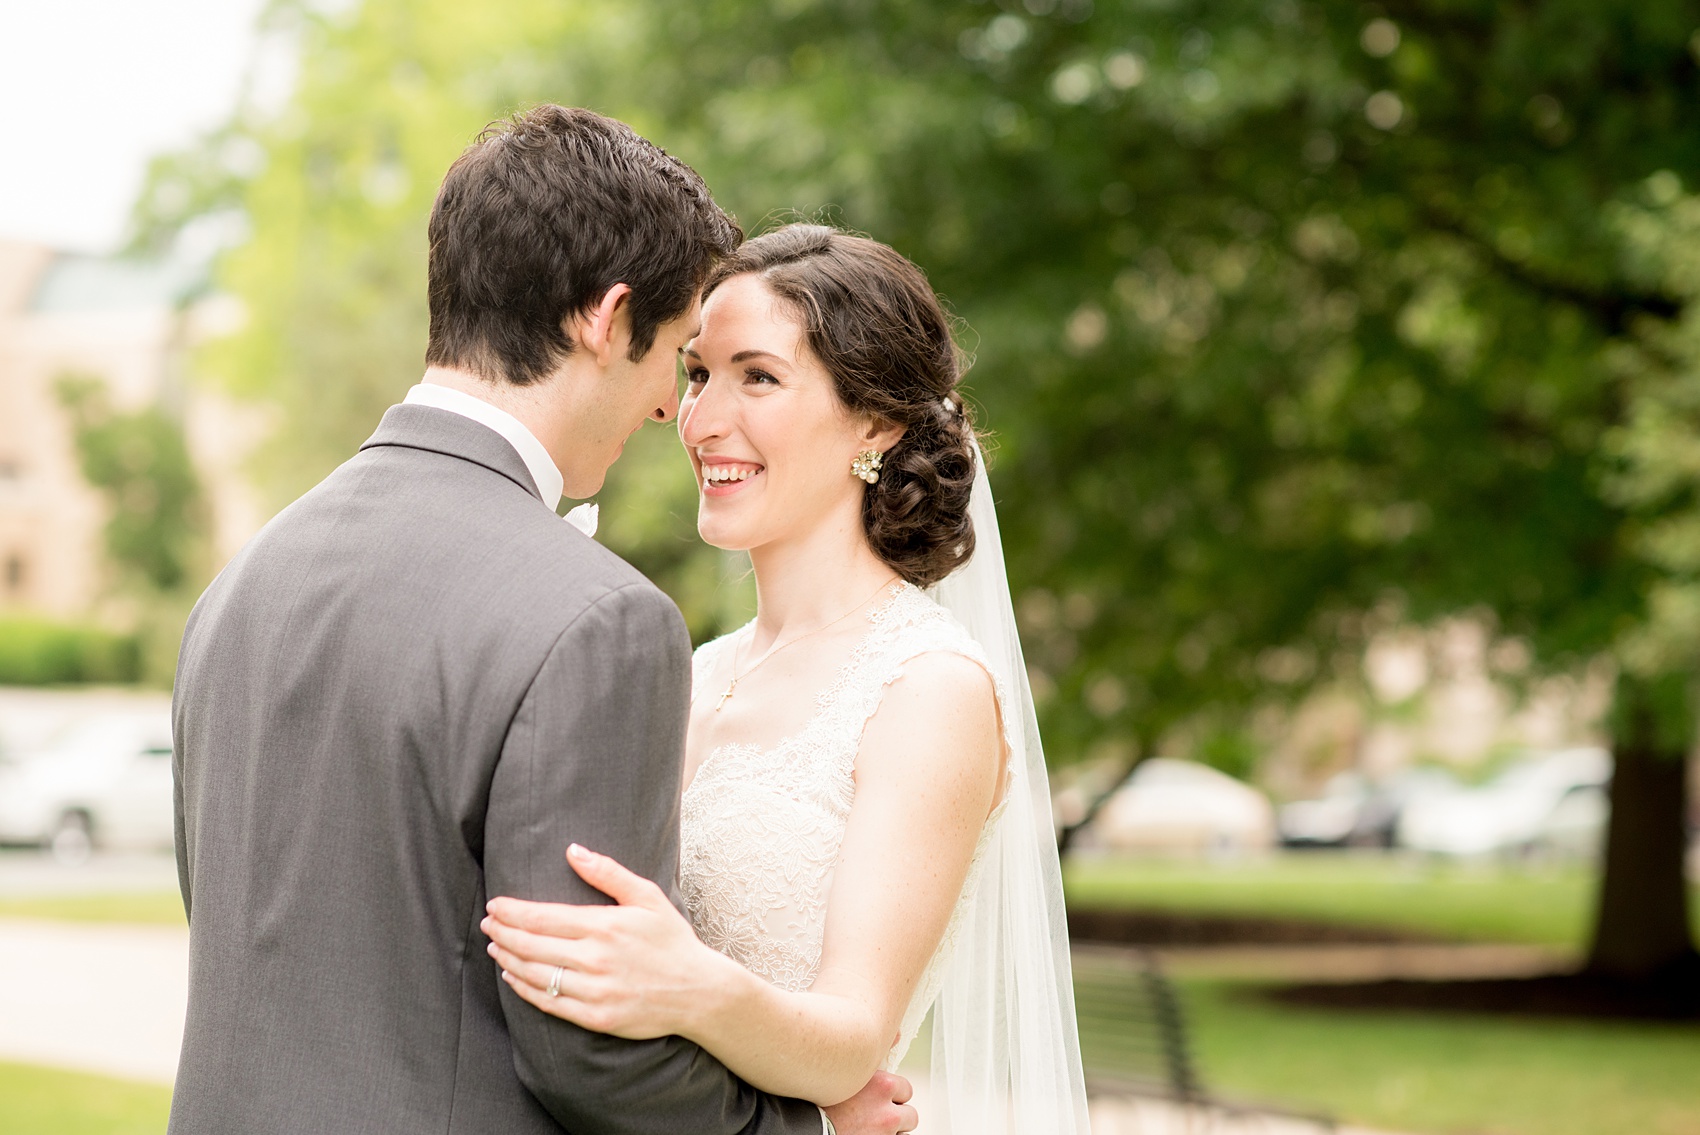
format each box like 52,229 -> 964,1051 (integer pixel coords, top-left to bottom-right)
482,651 -> 1002,1107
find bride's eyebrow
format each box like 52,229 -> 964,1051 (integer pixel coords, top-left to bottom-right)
729,349 -> 786,365
679,346 -> 789,365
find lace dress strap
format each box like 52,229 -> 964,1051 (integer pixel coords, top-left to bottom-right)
825,584 -> 1016,772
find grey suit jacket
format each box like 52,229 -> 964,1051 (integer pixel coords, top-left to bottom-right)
170,404 -> 821,1135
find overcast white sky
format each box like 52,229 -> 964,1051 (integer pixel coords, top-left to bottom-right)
0,0 -> 270,253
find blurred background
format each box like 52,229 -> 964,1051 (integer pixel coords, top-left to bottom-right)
2,1 -> 1698,1133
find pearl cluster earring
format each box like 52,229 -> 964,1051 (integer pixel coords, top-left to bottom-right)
851,449 -> 884,484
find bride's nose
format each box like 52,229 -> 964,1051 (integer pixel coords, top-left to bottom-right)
679,379 -> 728,449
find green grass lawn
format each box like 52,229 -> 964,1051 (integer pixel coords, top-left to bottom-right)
1179,976 -> 1700,1135
0,1062 -> 170,1135
1063,852 -> 1700,948
1067,856 -> 1700,1135
0,892 -> 184,926
1074,953 -> 1700,1135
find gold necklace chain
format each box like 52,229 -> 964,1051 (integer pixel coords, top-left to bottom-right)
715,577 -> 902,712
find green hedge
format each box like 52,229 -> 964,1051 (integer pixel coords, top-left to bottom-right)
0,617 -> 142,685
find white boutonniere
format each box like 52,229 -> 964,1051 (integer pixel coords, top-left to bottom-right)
563,502 -> 599,538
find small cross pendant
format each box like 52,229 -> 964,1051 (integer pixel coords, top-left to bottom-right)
715,681 -> 736,712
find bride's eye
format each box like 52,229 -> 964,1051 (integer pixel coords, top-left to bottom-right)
686,366 -> 710,387
745,368 -> 778,385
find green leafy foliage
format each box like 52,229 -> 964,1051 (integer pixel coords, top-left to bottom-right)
55,375 -> 205,595
1602,175 -> 1700,679
0,617 -> 141,687
628,0 -> 1700,761
139,0 -> 1700,766
52,374 -> 207,686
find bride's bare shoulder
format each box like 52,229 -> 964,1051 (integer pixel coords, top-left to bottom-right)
856,648 -> 1002,802
887,649 -> 997,719
874,592 -> 1004,733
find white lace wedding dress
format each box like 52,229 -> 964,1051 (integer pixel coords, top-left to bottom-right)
678,581 -> 1004,1068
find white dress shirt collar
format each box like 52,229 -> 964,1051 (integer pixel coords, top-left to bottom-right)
403,381 -> 565,509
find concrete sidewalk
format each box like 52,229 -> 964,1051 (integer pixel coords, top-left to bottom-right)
1090,1094 -> 1390,1134
906,1076 -> 1403,1134
1081,941 -> 1574,984
0,917 -> 186,1084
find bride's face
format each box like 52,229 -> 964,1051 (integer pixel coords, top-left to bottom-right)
679,274 -> 879,553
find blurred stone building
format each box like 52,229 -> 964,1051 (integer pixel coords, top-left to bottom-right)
0,239 -> 264,620
1253,618 -> 1614,801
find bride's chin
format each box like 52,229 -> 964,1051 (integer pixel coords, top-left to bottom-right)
695,519 -> 754,552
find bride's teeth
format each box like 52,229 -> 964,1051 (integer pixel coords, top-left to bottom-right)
704,464 -> 759,484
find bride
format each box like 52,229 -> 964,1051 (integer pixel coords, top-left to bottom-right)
482,224 -> 1090,1133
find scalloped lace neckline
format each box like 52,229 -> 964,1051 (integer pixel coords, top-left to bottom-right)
692,581 -> 917,765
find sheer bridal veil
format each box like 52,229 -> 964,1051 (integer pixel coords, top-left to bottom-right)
925,439 -> 1092,1133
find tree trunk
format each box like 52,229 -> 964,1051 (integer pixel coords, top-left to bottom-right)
1586,677 -> 1697,980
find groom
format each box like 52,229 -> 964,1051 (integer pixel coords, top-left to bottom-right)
170,106 -> 913,1135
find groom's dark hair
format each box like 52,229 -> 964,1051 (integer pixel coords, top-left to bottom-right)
425,105 -> 742,385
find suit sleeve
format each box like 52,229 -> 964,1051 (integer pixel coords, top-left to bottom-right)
484,582 -> 823,1135
171,601 -> 204,925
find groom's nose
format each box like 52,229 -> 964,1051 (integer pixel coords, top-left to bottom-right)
651,385 -> 679,424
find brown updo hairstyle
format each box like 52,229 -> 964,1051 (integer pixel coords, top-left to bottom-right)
702,224 -> 977,586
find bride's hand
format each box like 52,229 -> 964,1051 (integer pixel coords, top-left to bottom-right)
482,843 -> 726,1041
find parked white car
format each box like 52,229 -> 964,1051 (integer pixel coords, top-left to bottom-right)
1276,773 -> 1369,847
1395,747 -> 1611,858
1278,767 -> 1459,848
1532,779 -> 1611,859
0,711 -> 175,862
1087,758 -> 1276,855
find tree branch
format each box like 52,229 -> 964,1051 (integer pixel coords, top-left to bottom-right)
1419,204 -> 1682,335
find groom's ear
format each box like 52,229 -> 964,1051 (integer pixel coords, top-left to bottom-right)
566,283 -> 634,368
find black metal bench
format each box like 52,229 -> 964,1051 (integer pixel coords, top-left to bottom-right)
1072,944 -> 1337,1133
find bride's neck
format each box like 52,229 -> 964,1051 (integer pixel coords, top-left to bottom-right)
748,516 -> 898,644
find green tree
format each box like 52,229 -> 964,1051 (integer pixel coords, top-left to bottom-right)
56,375 -> 204,594
142,0 -> 1700,983
55,374 -> 207,686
